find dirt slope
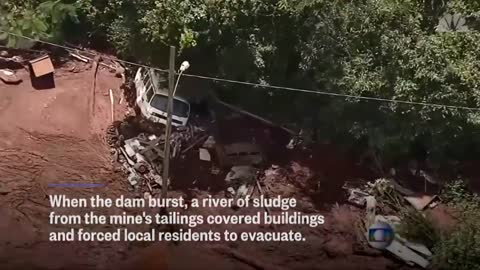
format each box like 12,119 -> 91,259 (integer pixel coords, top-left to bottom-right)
0,66 -> 131,269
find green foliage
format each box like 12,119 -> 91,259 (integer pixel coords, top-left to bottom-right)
433,220 -> 480,270
75,0 -> 207,59
442,179 -> 472,203
76,0 -> 294,79
448,0 -> 480,17
432,179 -> 480,270
367,179 -> 439,248
440,179 -> 480,211
292,0 -> 480,166
0,0 -> 78,48
368,177 -> 480,270
397,208 -> 439,248
70,0 -> 480,168
140,0 -> 206,50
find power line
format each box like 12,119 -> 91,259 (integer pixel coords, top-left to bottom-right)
181,73 -> 480,111
2,30 -> 479,111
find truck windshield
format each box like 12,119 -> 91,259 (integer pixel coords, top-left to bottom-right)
150,94 -> 189,117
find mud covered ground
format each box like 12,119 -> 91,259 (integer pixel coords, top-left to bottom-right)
0,63 -> 443,270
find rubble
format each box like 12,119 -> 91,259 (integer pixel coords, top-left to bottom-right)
0,69 -> 22,84
216,142 -> 264,168
181,134 -> 209,155
286,134 -> 303,150
202,136 -> 216,148
346,188 -> 370,207
225,166 -> 257,199
107,73 -> 300,201
110,120 -> 208,193
199,148 -> 211,161
345,179 -> 434,268
0,54 -> 24,68
106,122 -> 122,148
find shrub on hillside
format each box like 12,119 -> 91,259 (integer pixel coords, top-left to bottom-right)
432,180 -> 480,270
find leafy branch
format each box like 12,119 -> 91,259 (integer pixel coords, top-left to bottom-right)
0,0 -> 78,48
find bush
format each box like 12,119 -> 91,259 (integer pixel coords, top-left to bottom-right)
431,180 -> 480,270
397,208 -> 439,249
0,0 -> 78,48
432,211 -> 480,270
440,179 -> 480,208
394,179 -> 480,270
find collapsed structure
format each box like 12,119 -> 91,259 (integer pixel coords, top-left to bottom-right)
106,67 -> 299,199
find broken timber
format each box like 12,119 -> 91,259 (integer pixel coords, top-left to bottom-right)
70,52 -> 89,63
109,89 -> 115,122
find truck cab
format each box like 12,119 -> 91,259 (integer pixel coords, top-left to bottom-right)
134,67 -> 191,127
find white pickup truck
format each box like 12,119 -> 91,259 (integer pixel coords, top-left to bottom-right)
134,67 -> 191,127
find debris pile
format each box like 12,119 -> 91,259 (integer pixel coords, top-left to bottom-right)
105,112 -> 298,201
107,120 -> 209,194
0,69 -> 22,84
343,179 -> 438,268
260,165 -> 286,196
257,162 -> 318,199
225,165 -> 257,201
105,66 -> 301,199
0,50 -> 25,69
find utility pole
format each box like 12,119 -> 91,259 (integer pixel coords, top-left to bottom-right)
161,46 -> 175,200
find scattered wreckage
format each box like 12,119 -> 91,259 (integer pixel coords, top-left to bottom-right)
107,70 -> 302,198
344,179 -> 438,268
106,116 -> 277,200
105,63 -> 305,200
107,121 -> 208,192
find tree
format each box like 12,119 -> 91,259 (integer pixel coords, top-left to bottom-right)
74,0 -> 480,170
0,0 -> 78,48
290,0 -> 480,168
